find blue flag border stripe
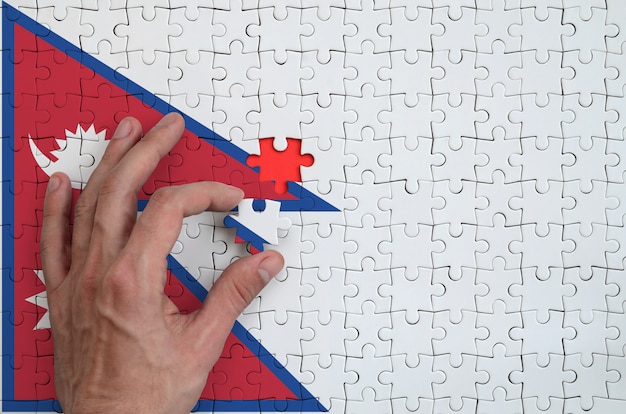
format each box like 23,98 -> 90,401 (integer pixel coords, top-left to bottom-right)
222,216 -> 269,252
167,255 -> 327,412
2,2 -> 17,409
3,2 -> 338,213
1,3 -> 328,411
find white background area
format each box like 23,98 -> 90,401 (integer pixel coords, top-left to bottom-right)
4,0 -> 626,413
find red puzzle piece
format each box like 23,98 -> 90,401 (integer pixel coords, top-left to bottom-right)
246,138 -> 314,194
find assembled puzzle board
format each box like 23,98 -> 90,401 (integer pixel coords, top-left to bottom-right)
2,0 -> 626,412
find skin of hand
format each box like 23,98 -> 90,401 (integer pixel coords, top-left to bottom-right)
40,113 -> 285,414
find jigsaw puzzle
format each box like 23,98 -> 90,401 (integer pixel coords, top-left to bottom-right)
2,0 -> 626,412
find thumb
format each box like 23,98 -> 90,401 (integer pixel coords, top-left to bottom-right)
194,251 -> 284,341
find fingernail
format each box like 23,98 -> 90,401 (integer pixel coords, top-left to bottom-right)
113,118 -> 132,139
257,255 -> 283,283
47,175 -> 60,193
156,112 -> 179,127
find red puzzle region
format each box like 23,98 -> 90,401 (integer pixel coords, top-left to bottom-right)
247,138 -> 314,194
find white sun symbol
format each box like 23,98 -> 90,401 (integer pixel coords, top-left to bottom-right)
29,124 -> 109,190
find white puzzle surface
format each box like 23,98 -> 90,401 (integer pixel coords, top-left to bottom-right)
2,0 -> 626,413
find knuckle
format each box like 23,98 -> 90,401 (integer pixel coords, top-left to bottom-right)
42,202 -> 59,220
98,174 -> 124,198
101,263 -> 137,300
152,185 -> 177,200
150,186 -> 179,210
75,262 -> 101,299
223,277 -> 257,312
39,238 -> 57,259
72,194 -> 95,220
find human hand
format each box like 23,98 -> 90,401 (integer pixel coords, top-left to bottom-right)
40,113 -> 284,414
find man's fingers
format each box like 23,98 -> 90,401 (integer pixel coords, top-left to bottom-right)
193,251 -> 284,346
122,181 -> 244,290
70,117 -> 142,266
40,173 -> 72,292
87,113 -> 185,262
